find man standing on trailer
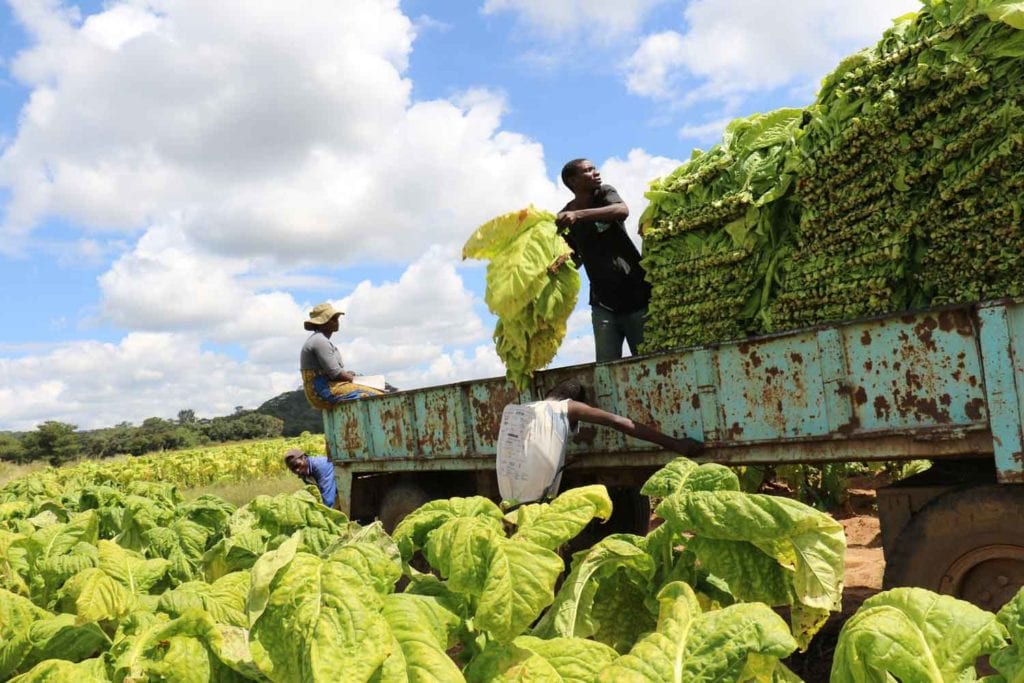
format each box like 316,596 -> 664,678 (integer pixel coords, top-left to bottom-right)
553,159 -> 652,362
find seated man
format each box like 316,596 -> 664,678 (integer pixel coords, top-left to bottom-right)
284,448 -> 338,508
496,378 -> 702,504
300,302 -> 386,409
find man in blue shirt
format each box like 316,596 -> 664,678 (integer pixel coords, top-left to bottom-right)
284,448 -> 338,508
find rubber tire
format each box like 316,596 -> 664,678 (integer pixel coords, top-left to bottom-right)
883,484 -> 1024,610
378,482 -> 431,533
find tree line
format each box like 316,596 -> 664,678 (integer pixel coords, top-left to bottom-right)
0,408 -> 285,466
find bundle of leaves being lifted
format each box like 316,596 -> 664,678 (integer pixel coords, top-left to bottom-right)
639,109 -> 803,351
463,207 -> 579,390
768,0 -> 1024,328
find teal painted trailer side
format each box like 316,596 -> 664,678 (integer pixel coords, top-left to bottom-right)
324,299 -> 1022,504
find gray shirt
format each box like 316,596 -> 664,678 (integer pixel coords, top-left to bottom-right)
300,332 -> 345,380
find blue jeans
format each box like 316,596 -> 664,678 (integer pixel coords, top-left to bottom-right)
592,306 -> 647,362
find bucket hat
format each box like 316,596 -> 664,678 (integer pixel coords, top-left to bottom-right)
304,302 -> 344,330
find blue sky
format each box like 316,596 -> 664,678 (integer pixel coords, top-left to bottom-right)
0,0 -> 918,430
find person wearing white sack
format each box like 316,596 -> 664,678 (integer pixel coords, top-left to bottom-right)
496,378 -> 702,504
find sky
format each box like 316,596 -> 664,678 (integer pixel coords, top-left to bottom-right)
0,0 -> 921,431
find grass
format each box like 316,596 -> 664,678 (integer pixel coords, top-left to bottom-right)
0,460 -> 48,488
181,472 -> 305,507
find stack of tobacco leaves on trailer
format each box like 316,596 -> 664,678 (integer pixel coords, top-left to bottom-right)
767,0 -> 1024,329
639,109 -> 803,352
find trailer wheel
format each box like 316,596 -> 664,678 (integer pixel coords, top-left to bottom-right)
378,481 -> 431,533
883,485 -> 1024,611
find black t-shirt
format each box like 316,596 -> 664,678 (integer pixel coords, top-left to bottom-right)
560,184 -> 651,314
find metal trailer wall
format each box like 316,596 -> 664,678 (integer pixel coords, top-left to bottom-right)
323,299 -> 1024,514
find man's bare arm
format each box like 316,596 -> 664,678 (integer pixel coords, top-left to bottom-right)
567,400 -> 702,456
556,201 -> 629,228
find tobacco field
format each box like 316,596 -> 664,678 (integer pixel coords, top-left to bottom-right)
2,452 -> 1023,681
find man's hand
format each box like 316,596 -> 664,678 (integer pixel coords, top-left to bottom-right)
548,252 -> 572,274
555,210 -> 578,229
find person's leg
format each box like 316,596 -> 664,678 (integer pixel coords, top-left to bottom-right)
592,306 -> 625,362
622,307 -> 648,356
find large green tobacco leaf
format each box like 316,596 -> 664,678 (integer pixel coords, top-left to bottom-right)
831,587 -> 1008,682
323,538 -> 401,596
375,592 -> 465,682
598,582 -> 797,682
1,613 -> 109,679
0,588 -> 50,677
113,495 -> 177,552
506,485 -> 613,551
463,206 -> 579,390
14,511 -> 99,605
142,518 -> 212,584
231,489 -> 348,539
158,572 -> 251,628
656,490 -> 845,648
202,529 -> 270,581
392,496 -> 505,563
249,552 -> 390,683
980,0 -> 1024,28
56,568 -> 133,624
110,609 -> 253,683
462,205 -> 555,261
532,535 -> 655,645
97,539 -> 170,596
640,457 -> 741,498
424,517 -> 564,643
7,657 -> 110,682
0,529 -> 30,595
991,587 -> 1024,680
465,635 -> 618,682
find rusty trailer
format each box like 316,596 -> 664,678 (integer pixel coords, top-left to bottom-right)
324,298 -> 1024,607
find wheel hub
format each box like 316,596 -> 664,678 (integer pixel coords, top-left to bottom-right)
940,544 -> 1024,610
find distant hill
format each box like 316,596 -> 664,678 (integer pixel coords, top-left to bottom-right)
257,389 -> 323,437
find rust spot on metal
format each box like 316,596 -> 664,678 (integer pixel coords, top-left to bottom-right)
853,387 -> 868,405
727,422 -> 744,438
656,360 -> 672,376
470,384 -> 519,446
893,362 -> 901,371
766,366 -> 782,377
749,350 -> 763,368
969,375 -> 978,387
937,309 -> 974,336
790,352 -> 804,364
939,393 -> 951,407
691,394 -> 700,410
900,314 -> 917,324
864,360 -> 873,372
837,414 -> 861,435
913,316 -> 939,352
738,342 -> 751,354
965,398 -> 985,421
860,330 -> 872,345
917,398 -> 951,424
874,396 -> 891,420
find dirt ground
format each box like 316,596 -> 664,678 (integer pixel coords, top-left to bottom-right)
785,485 -> 885,682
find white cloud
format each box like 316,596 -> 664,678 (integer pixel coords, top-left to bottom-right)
0,333 -> 284,430
623,0 -> 920,104
677,117 -> 732,145
481,0 -> 668,40
599,148 -> 683,241
0,0 -> 561,261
